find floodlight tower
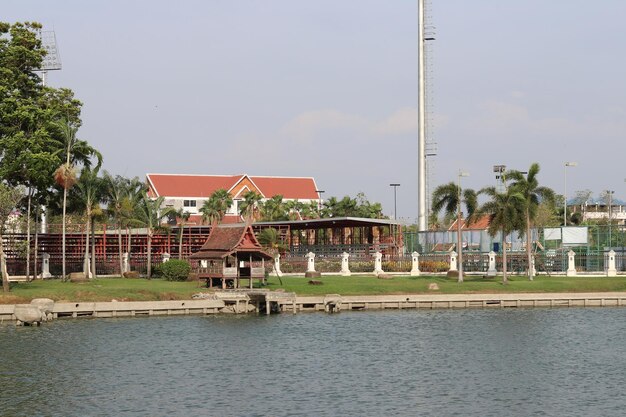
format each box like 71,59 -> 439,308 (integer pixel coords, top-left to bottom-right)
36,29 -> 62,234
417,0 -> 435,231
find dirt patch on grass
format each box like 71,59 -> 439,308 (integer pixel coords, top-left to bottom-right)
0,295 -> 31,304
157,292 -> 184,301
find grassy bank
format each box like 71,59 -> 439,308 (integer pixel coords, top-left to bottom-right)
2,274 -> 626,304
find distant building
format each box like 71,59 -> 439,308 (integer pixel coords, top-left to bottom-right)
146,173 -> 320,224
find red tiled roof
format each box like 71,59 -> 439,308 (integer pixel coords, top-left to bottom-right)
189,225 -> 273,260
449,214 -> 492,231
147,174 -> 319,200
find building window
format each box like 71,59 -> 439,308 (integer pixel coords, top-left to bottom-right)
183,200 -> 197,208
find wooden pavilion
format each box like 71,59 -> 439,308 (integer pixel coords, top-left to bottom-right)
189,224 -> 274,289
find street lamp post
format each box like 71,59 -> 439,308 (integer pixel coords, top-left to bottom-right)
316,190 -> 325,213
607,190 -> 614,249
457,171 -> 469,283
564,162 -> 577,226
390,184 -> 400,220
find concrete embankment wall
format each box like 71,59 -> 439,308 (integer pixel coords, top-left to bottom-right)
2,292 -> 626,322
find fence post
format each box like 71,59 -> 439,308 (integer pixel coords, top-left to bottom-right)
410,251 -> 421,276
607,250 -> 617,277
39,253 -> 52,279
530,255 -> 537,276
306,252 -> 316,273
449,251 -> 458,272
487,251 -> 497,277
373,251 -> 384,276
341,252 -> 351,276
566,250 -> 577,276
273,254 -> 283,277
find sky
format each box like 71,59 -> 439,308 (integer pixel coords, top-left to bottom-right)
5,0 -> 626,222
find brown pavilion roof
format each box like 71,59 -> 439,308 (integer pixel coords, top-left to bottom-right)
189,224 -> 273,260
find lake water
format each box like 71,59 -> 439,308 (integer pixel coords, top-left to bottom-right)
2,308 -> 626,417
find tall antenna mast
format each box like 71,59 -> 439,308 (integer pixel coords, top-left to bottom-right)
417,0 -> 428,231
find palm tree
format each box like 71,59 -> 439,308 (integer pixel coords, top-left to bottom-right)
238,190 -> 263,223
127,193 -> 173,278
69,166 -> 105,277
508,163 -> 555,280
103,172 -> 127,275
259,195 -> 288,221
478,186 -> 526,284
432,182 -> 478,283
175,208 -> 191,259
53,119 -> 102,280
200,189 -> 233,224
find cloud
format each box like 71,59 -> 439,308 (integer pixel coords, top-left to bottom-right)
372,107 -> 418,135
280,109 -> 368,143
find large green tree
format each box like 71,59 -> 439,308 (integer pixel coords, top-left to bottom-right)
508,163 -> 555,280
0,184 -> 23,291
238,190 -> 263,223
478,186 -> 526,284
431,182 -> 478,283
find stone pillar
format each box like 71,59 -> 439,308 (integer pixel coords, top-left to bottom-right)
122,252 -> 130,273
341,252 -> 351,276
39,253 -> 52,279
83,257 -> 92,279
607,250 -> 617,277
410,251 -> 421,276
1,252 -> 8,281
449,251 -> 458,272
306,252 -> 316,273
162,252 -> 171,263
373,251 -> 384,276
566,250 -> 577,276
273,254 -> 283,277
487,251 -> 497,277
530,255 -> 537,276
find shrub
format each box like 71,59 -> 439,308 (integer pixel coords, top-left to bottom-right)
160,259 -> 191,281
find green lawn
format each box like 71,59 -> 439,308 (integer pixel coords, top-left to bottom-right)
265,274 -> 626,295
2,274 -> 626,304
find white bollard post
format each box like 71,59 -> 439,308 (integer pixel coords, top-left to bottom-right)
607,250 -> 617,277
410,251 -> 421,276
373,251 -> 384,276
162,252 -> 171,263
449,251 -> 458,272
341,252 -> 351,276
566,250 -> 577,276
306,252 -> 316,273
39,253 -> 52,279
273,254 -> 283,277
531,255 -> 537,277
487,251 -> 497,277
122,252 -> 130,273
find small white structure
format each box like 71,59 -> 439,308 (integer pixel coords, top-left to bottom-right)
162,252 -> 171,263
341,252 -> 351,276
449,251 -> 458,272
566,250 -> 577,277
122,252 -> 130,273
607,250 -> 617,277
410,252 -> 421,276
39,253 -> 52,279
530,255 -> 537,276
273,254 -> 283,277
306,252 -> 316,273
373,251 -> 384,276
487,251 -> 497,277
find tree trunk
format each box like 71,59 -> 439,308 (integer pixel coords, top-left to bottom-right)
91,220 -> 96,279
62,187 -> 67,281
117,220 -> 123,276
83,209 -> 91,277
26,190 -> 32,281
33,206 -> 39,281
457,209 -> 463,283
147,232 -> 152,279
502,227 -> 508,284
1,235 -> 9,292
178,226 -> 183,260
526,209 -> 533,281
